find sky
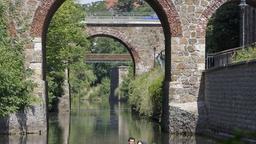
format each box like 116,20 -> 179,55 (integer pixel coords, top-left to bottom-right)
76,0 -> 103,4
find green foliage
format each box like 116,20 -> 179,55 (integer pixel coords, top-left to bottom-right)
90,37 -> 130,83
115,0 -> 154,13
86,78 -> 110,103
115,65 -> 133,101
91,37 -> 127,54
206,2 -> 240,53
83,1 -> 109,14
148,74 -> 163,118
69,63 -> 96,98
83,0 -> 154,14
0,1 -> 34,117
220,129 -> 256,144
46,0 -> 93,111
99,78 -> 111,97
232,46 -> 256,62
128,67 -> 163,120
47,72 -> 64,110
86,37 -> 132,104
47,0 -> 89,71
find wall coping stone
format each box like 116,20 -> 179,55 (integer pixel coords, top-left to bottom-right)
204,59 -> 256,73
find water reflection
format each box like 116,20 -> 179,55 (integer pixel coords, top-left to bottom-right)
0,134 -> 47,144
48,112 -> 70,144
48,101 -> 216,144
0,101 -> 217,144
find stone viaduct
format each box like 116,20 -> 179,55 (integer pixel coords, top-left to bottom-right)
1,0 -> 256,138
86,22 -> 165,74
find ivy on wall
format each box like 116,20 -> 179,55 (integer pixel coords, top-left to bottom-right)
0,1 -> 34,117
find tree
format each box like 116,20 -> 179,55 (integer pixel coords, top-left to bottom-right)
83,0 -> 154,15
46,0 -> 93,110
206,2 -> 240,53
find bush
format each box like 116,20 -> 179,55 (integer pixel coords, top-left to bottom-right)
87,78 -> 110,103
232,46 -> 256,63
0,2 -> 34,117
128,67 -> 164,120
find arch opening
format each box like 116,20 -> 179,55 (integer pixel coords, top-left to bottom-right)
31,0 -> 183,134
204,0 -> 256,69
88,34 -> 138,75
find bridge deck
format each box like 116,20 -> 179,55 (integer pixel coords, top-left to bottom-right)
82,14 -> 161,25
85,54 -> 132,62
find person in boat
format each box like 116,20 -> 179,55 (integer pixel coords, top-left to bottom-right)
128,137 -> 136,144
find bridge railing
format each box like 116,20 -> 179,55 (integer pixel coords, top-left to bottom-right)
206,43 -> 256,69
86,12 -> 156,16
85,53 -> 132,63
84,12 -> 160,24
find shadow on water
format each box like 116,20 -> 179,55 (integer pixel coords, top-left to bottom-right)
0,134 -> 47,144
0,116 -> 9,143
0,109 -> 47,144
48,112 -> 70,144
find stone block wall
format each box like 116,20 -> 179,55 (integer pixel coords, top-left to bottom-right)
204,61 -> 256,134
168,0 -> 212,103
170,37 -> 205,103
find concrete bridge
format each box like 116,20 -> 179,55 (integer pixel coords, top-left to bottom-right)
1,0 -> 256,140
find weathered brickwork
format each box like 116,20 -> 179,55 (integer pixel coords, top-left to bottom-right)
169,0 -> 211,104
205,61 -> 256,134
87,25 -> 165,74
170,37 -> 205,103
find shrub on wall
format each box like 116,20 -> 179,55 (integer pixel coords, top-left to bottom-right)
128,67 -> 163,121
232,45 -> 256,63
0,2 -> 34,117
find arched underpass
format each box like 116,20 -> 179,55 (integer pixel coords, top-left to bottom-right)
1,1 -> 256,143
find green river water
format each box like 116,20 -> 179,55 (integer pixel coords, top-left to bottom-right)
0,101 -> 218,144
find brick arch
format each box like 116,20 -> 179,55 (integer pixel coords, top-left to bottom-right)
196,0 -> 256,37
30,0 -> 183,81
30,0 -> 182,37
196,0 -> 231,37
28,0 -> 183,133
87,28 -> 140,65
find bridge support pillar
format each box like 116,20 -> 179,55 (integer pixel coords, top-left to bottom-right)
0,37 -> 47,134
167,36 -> 206,134
110,66 -> 129,102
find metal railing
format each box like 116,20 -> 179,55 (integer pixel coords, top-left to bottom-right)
86,12 -> 157,17
206,43 -> 256,69
83,12 -> 160,24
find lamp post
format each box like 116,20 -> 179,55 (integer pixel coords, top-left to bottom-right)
239,0 -> 247,48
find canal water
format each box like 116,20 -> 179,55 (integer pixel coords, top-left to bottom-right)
0,101 -> 217,144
